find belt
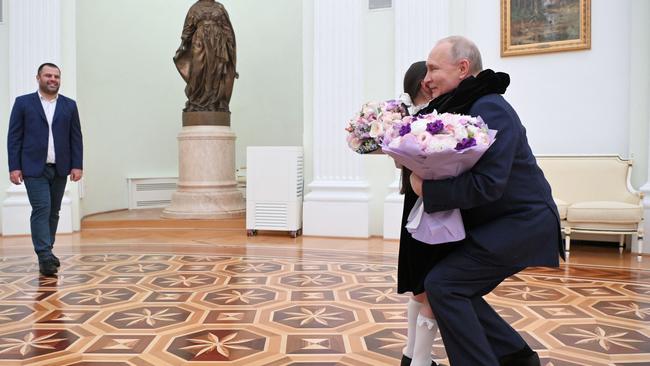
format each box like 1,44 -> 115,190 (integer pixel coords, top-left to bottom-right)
46,163 -> 56,167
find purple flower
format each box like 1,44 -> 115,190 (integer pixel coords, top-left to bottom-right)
385,100 -> 401,111
426,120 -> 444,135
399,124 -> 411,136
455,137 -> 476,151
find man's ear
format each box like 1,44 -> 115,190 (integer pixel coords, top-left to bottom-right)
458,59 -> 470,79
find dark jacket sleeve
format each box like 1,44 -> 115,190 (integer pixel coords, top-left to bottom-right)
421,95 -> 520,213
7,98 -> 24,172
69,100 -> 83,170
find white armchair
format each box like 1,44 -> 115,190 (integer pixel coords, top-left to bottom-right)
536,155 -> 644,262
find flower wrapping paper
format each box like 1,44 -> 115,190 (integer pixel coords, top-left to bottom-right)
382,112 -> 497,245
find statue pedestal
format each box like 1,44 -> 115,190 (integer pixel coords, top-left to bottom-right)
162,125 -> 245,219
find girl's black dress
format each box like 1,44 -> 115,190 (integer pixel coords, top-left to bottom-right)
396,176 -> 454,295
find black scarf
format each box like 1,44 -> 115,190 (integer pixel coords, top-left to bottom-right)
418,69 -> 510,115
400,69 -> 510,194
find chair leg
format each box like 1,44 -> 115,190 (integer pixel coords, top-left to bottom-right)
637,234 -> 643,262
619,235 -> 625,254
565,232 -> 571,261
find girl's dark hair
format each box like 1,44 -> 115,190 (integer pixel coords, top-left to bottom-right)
403,61 -> 427,101
400,61 -> 427,195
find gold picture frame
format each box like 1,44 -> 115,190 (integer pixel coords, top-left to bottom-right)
501,0 -> 591,57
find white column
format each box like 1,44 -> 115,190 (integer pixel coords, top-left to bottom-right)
641,107 -> 650,255
2,0 -> 74,236
394,0 -> 450,96
383,169 -> 402,239
633,0 -> 650,255
8,0 -> 61,100
61,0 -> 81,231
642,141 -> 650,255
302,0 -> 370,238
384,0 -> 451,239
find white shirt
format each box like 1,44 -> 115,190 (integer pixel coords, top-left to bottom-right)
38,91 -> 58,164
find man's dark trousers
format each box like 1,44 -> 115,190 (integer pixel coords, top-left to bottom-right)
424,242 -> 527,366
23,164 -> 67,263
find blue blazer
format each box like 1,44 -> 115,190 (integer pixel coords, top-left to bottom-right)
7,92 -> 83,177
422,94 -> 563,267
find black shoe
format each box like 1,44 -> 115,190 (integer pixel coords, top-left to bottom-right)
499,345 -> 540,366
400,354 -> 439,366
39,261 -> 58,277
51,254 -> 60,267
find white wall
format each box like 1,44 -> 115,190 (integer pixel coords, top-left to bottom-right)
76,0 -> 303,216
463,0 -> 631,158
0,2 -> 9,224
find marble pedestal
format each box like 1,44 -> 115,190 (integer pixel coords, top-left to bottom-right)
162,125 -> 245,219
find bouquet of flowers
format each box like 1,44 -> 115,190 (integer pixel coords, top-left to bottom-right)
345,100 -> 408,154
382,110 -> 497,245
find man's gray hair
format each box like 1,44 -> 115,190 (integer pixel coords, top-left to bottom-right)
437,36 -> 483,75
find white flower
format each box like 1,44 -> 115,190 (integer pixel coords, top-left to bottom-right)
452,123 -> 469,140
466,124 -> 479,137
369,121 -> 384,138
362,102 -> 379,117
425,134 -> 457,153
475,131 -> 491,146
410,119 -> 428,135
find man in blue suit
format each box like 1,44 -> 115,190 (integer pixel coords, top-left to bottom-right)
409,37 -> 563,365
7,63 -> 83,277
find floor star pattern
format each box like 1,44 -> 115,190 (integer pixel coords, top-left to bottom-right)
0,250 -> 648,365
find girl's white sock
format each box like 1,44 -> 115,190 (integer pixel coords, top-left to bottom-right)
411,314 -> 439,366
402,298 -> 422,358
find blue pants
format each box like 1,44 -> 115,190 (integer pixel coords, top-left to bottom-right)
23,165 -> 67,262
424,242 -> 527,366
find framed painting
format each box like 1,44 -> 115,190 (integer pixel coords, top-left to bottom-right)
501,0 -> 591,57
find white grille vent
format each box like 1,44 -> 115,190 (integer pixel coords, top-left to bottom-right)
127,178 -> 177,209
296,156 -> 304,197
369,0 -> 391,10
254,203 -> 288,228
136,183 -> 177,192
137,199 -> 172,208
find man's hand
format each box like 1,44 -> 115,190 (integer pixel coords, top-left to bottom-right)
410,173 -> 423,197
70,169 -> 83,182
9,170 -> 23,185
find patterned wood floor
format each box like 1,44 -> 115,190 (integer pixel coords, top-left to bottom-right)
0,240 -> 649,365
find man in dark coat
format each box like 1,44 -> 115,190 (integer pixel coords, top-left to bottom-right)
7,63 -> 83,277
409,36 -> 563,366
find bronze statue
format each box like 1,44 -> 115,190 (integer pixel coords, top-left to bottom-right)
174,0 -> 237,114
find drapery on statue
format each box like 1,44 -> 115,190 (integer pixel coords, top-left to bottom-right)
174,0 -> 238,114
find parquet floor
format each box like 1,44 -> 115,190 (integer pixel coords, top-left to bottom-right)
0,220 -> 648,365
